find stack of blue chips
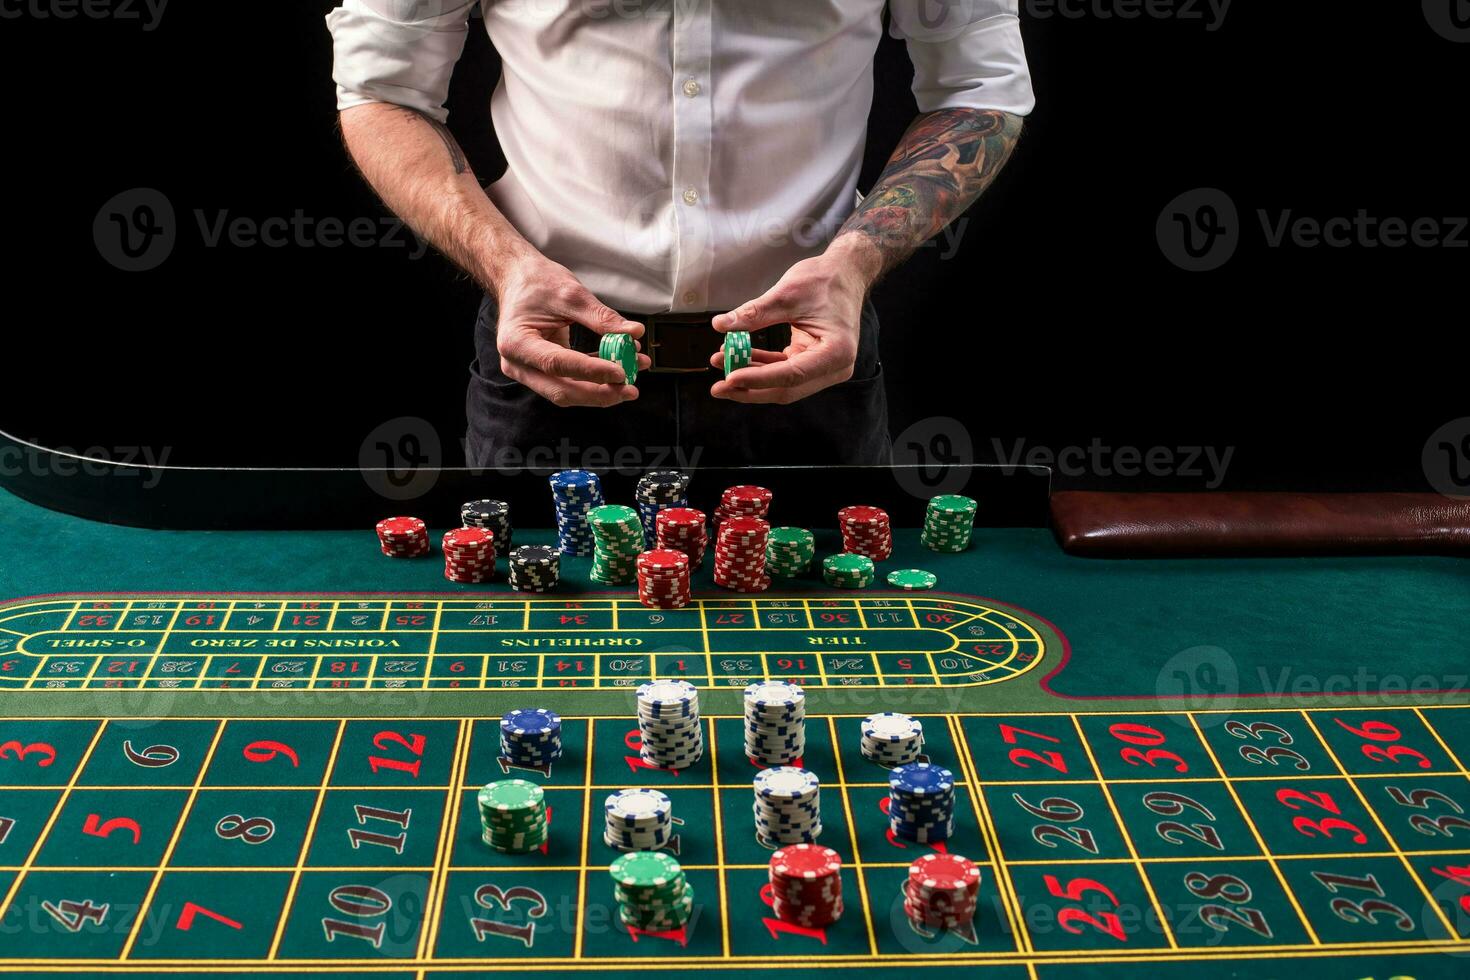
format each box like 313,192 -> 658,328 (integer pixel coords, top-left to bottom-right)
500,708 -> 563,767
549,470 -> 604,556
634,470 -> 690,548
888,762 -> 956,843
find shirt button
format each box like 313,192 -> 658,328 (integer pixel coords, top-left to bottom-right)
683,290 -> 700,306
683,187 -> 700,205
683,78 -> 702,98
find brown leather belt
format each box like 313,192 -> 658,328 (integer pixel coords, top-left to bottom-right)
570,313 -> 791,374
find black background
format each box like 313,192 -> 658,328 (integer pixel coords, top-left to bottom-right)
1,1 -> 1465,490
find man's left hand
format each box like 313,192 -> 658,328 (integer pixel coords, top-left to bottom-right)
708,238 -> 880,404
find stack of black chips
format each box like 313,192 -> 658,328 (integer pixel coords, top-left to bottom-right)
634,470 -> 690,548
461,499 -> 513,550
508,545 -> 560,592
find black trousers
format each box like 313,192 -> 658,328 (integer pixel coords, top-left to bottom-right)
465,295 -> 892,469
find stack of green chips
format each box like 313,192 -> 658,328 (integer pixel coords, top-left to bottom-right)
478,779 -> 549,853
610,851 -> 695,933
588,504 -> 644,584
723,330 -> 753,376
823,553 -> 875,589
766,527 -> 816,577
920,495 -> 978,553
599,332 -> 638,384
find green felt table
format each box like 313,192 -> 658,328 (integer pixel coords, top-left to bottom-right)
0,486 -> 1467,978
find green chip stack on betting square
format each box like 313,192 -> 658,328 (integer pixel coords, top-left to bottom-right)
766,527 -> 816,577
723,330 -> 753,377
599,331 -> 638,384
921,495 -> 978,553
478,778 -> 550,853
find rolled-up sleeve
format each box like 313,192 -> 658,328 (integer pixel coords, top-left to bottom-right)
889,0 -> 1035,116
326,0 -> 477,122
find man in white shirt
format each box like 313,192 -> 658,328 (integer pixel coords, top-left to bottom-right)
328,1 -> 1033,468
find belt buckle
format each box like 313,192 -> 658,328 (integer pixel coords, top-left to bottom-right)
644,315 -> 713,374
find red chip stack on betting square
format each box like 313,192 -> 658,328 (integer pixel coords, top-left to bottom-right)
714,485 -> 772,526
904,852 -> 981,930
376,517 -> 430,557
769,844 -> 844,927
714,516 -> 770,592
442,527 -> 495,583
655,507 -> 708,570
636,548 -> 691,608
838,505 -> 893,561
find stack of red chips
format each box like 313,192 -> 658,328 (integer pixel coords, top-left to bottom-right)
837,505 -> 893,561
714,516 -> 771,592
442,527 -> 495,583
769,844 -> 844,927
714,485 -> 773,526
904,852 -> 981,931
655,507 -> 708,569
636,548 -> 692,608
376,517 -> 430,557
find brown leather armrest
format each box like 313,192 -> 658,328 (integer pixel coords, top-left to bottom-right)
1051,491 -> 1470,558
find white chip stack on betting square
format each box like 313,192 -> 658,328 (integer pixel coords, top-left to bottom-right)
860,712 -> 924,766
636,679 -> 703,769
744,680 -> 806,764
603,787 -> 674,852
753,766 -> 822,845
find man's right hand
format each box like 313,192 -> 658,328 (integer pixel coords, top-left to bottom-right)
493,255 -> 650,408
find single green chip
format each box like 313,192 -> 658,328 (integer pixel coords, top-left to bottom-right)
600,331 -> 638,384
928,494 -> 977,514
887,568 -> 938,590
478,779 -> 544,812
610,851 -> 684,889
823,553 -> 874,574
588,504 -> 641,527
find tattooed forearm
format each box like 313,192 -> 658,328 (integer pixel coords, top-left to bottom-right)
390,106 -> 470,175
837,108 -> 1023,276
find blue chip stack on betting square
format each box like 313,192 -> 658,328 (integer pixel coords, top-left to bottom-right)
888,762 -> 956,843
634,470 -> 690,548
549,470 -> 604,556
500,708 -> 563,766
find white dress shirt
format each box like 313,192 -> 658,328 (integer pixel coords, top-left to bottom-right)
328,1 -> 1033,314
